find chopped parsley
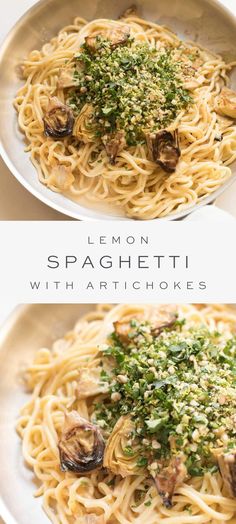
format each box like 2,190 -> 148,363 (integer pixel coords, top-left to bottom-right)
94,319 -> 236,477
68,36 -> 193,145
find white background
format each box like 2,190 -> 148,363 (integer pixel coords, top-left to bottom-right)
0,219 -> 236,323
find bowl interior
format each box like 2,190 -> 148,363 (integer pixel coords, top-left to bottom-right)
1,0 -> 236,220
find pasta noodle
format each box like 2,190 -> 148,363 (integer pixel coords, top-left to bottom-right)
17,304 -> 236,523
13,13 -> 236,219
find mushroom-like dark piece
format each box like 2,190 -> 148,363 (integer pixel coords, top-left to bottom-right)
154,456 -> 187,508
43,97 -> 74,139
58,411 -> 105,473
217,449 -> 236,497
146,130 -> 181,173
102,130 -> 126,164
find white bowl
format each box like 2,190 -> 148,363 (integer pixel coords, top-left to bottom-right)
1,0 -> 236,220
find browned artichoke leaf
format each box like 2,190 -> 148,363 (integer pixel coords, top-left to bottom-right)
102,130 -> 126,165
58,411 -> 105,473
215,448 -> 236,497
154,456 -> 187,508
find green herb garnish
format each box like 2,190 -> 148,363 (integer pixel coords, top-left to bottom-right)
69,37 -> 193,145
94,317 -> 236,477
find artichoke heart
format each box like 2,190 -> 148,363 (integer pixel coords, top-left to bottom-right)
77,363 -> 109,399
73,104 -> 95,143
58,65 -> 78,89
104,416 -> 143,477
85,25 -> 130,52
216,87 -> 236,119
58,58 -> 84,89
114,305 -> 177,343
145,130 -> 181,173
58,411 -> 105,473
43,96 -> 74,139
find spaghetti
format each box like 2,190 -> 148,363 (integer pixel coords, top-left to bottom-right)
17,304 -> 236,523
14,13 -> 236,219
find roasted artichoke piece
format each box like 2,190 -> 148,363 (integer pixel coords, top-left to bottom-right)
216,449 -> 236,497
77,365 -> 109,399
43,97 -> 74,138
58,58 -> 84,89
217,113 -> 234,131
114,319 -> 138,343
85,25 -> 130,52
150,309 -> 178,337
114,306 -> 177,344
104,415 -> 187,506
103,416 -> 142,477
58,65 -> 78,89
216,87 -> 236,119
73,104 -> 95,143
154,456 -> 187,508
102,131 -> 126,164
58,411 -> 105,473
146,130 -> 181,173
